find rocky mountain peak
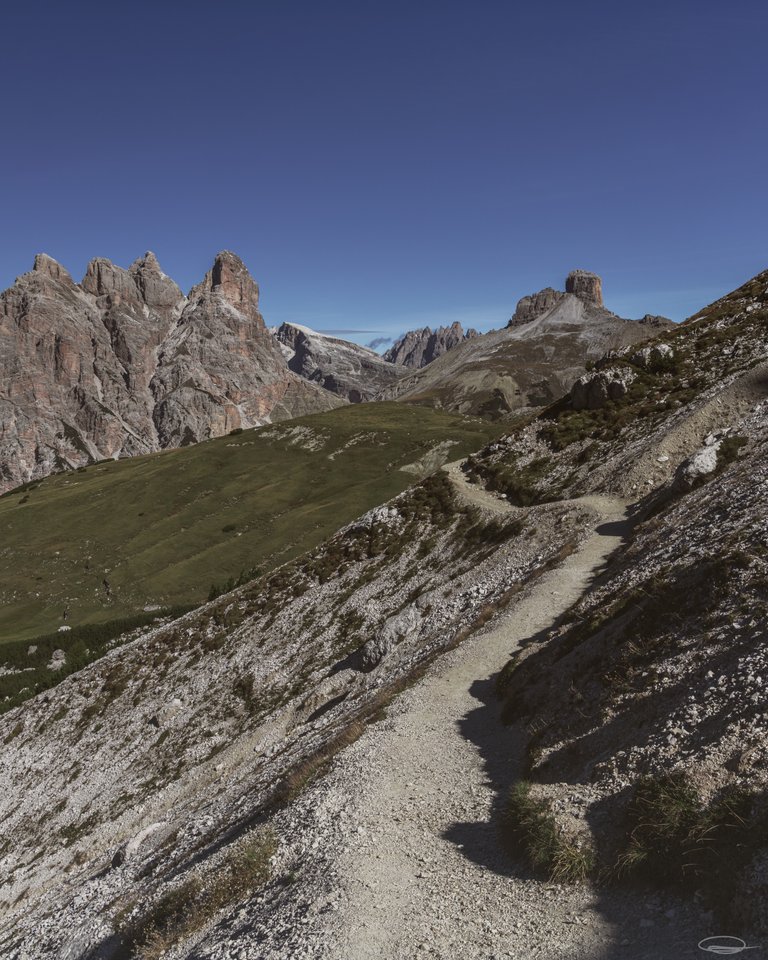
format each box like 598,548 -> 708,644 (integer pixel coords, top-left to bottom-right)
81,257 -> 137,300
565,269 -> 603,306
203,250 -> 261,315
129,251 -> 183,308
85,255 -> 185,313
131,250 -> 162,273
32,253 -> 72,283
0,249 -> 341,491
508,286 -> 564,326
508,271 -> 605,327
273,321 -> 406,402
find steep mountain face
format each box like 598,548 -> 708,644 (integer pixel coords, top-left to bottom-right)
380,271 -> 673,416
0,254 -> 162,489
382,321 -> 478,368
506,285 -> 564,327
274,322 -> 406,402
0,252 -> 341,492
506,268 -> 604,326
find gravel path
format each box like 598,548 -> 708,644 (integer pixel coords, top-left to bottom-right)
198,489 -> 706,960
443,460 -> 513,515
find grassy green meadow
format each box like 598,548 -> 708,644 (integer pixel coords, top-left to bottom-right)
0,402 -> 502,644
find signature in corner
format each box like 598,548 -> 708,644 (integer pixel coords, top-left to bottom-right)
699,937 -> 761,955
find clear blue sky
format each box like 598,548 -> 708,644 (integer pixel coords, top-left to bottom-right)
1,0 -> 765,346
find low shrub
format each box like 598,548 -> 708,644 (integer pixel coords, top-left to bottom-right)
716,435 -> 749,471
503,781 -> 595,883
122,828 -> 276,959
0,606 -> 195,714
616,773 -> 763,891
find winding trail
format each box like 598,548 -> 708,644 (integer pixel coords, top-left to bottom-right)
322,489 -> 632,960
202,473 -> 703,960
443,459 -> 517,516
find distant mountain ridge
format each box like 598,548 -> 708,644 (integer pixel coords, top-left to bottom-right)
383,321 -> 478,368
0,258 -> 673,492
380,271 -> 674,416
0,251 -> 341,492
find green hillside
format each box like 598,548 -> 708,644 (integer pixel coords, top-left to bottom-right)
0,402 -> 502,643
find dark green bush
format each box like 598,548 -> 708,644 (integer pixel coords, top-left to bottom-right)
0,605 -> 194,714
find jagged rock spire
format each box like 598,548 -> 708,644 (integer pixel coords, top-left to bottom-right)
32,253 -> 72,283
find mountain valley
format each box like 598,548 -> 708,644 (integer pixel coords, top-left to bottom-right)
0,263 -> 766,960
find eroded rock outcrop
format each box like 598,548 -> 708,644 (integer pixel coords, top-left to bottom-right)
508,287 -> 565,326
565,269 -> 603,306
570,366 -> 637,410
149,253 -> 342,447
630,342 -> 675,369
508,270 -> 603,328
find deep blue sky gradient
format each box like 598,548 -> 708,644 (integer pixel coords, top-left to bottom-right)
1,0 -> 766,344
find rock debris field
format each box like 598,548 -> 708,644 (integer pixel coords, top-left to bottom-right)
190,492 -> 709,960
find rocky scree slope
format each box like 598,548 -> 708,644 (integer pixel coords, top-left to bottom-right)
382,321 -> 478,368
0,251 -> 341,492
379,270 -> 671,417
199,493 -> 708,960
273,322 -> 406,402
464,267 -> 768,932
0,471 -> 594,958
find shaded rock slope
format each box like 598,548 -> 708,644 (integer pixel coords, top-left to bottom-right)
462,265 -> 768,933
0,252 -> 341,492
380,271 -> 672,416
274,322 -> 406,401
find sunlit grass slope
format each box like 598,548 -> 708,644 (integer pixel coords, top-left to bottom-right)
0,402 -> 503,643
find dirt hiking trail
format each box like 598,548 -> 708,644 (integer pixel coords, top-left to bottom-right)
200,479 -> 704,960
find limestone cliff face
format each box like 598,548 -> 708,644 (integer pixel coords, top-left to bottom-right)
565,269 -> 603,306
508,270 -> 603,327
508,287 -> 565,327
0,251 -> 342,491
81,251 -> 184,441
149,252 -> 340,447
383,322 -> 478,369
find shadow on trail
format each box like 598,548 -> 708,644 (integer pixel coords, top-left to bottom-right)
595,518 -> 629,538
441,505 -> 708,959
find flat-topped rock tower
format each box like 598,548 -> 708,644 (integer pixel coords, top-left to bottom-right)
565,269 -> 603,307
